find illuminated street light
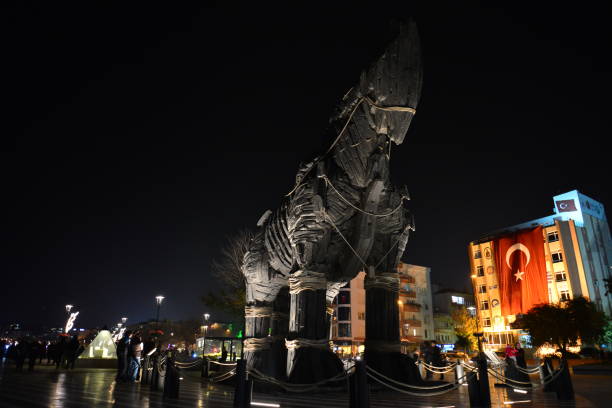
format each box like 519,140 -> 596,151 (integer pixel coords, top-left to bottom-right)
155,295 -> 165,328
117,323 -> 123,328
202,313 -> 211,356
65,304 -> 73,314
121,317 -> 127,324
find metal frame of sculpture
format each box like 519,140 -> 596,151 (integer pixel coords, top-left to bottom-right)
242,20 -> 423,384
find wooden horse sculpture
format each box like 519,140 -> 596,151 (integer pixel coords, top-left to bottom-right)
242,20 -> 423,385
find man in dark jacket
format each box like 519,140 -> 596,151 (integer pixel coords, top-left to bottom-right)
128,332 -> 143,382
116,331 -> 131,381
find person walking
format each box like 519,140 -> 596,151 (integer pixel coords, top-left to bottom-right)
55,336 -> 68,369
423,341 -> 433,380
27,338 -> 40,371
116,330 -> 131,382
128,332 -> 143,383
431,341 -> 445,380
66,335 -> 80,369
14,339 -> 27,371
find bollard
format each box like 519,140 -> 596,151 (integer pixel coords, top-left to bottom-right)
467,368 -> 481,407
455,359 -> 465,384
233,359 -> 250,408
201,356 -> 209,378
542,357 -> 554,392
163,354 -> 180,399
349,360 -> 369,408
141,356 -> 149,385
150,354 -> 160,391
554,356 -> 574,400
476,353 -> 491,407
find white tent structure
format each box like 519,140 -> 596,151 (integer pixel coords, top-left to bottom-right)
79,330 -> 117,360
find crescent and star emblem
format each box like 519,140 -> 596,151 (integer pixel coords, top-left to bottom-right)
559,202 -> 568,210
505,243 -> 531,282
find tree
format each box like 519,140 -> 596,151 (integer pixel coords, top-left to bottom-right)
513,296 -> 606,353
451,306 -> 478,353
201,229 -> 253,318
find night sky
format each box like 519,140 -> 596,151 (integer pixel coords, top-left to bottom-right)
2,3 -> 610,330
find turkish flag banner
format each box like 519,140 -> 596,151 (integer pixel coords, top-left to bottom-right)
493,226 -> 548,316
556,199 -> 577,213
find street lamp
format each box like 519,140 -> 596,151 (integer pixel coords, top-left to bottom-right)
155,295 -> 164,328
65,304 -> 73,314
202,313 -> 210,356
121,317 -> 127,324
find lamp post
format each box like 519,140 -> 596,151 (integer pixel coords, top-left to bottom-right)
121,317 -> 127,324
202,313 -> 210,356
155,295 -> 165,329
467,305 -> 483,353
65,304 -> 73,314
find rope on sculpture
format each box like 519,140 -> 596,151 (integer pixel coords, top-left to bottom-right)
288,270 -> 327,294
324,213 -> 368,270
364,273 -> 400,293
286,94 -> 417,197
321,175 -> 408,218
285,338 -> 331,351
245,305 -> 274,318
243,337 -> 275,352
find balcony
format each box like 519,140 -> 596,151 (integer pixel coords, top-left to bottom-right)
400,290 -> 417,298
404,319 -> 421,327
404,303 -> 421,312
401,275 -> 416,284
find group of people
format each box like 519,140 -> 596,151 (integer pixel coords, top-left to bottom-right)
0,335 -> 83,371
504,341 -> 530,384
115,330 -> 156,383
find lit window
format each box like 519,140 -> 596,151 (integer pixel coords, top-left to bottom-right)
478,284 -> 487,294
560,290 -> 571,301
483,318 -> 491,327
551,252 -> 563,263
555,271 -> 567,282
481,300 -> 489,310
474,249 -> 482,259
451,296 -> 465,305
476,266 -> 485,276
547,231 -> 559,242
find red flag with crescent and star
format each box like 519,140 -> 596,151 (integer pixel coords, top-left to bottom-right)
493,226 -> 548,315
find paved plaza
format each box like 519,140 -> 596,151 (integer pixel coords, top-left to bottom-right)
0,362 -> 610,407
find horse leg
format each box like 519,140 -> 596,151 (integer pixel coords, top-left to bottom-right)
286,270 -> 344,384
364,272 -> 422,384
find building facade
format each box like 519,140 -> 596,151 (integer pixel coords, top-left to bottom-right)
398,263 -> 435,345
468,190 -> 611,350
331,271 -> 366,357
331,263 -> 434,356
431,286 -> 475,348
